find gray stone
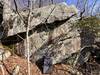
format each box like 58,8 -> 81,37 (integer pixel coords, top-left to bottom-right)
2,3 -> 78,37
43,56 -> 53,74
2,3 -> 80,64
29,17 -> 81,64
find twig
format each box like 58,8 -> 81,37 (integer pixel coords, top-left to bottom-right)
26,0 -> 33,75
90,0 -> 98,16
13,0 -> 25,24
80,0 -> 88,20
16,34 -> 24,40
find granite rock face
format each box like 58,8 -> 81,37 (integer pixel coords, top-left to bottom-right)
1,3 -> 80,64
29,17 -> 81,64
3,3 -> 78,36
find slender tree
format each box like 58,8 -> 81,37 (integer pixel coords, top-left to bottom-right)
90,0 -> 98,16
26,0 -> 33,75
39,0 -> 42,7
51,0 -> 53,4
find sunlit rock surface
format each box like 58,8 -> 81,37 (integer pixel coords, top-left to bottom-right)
1,3 -> 80,64
4,3 -> 78,36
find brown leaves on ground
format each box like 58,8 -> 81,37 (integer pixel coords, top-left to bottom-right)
0,55 -> 99,75
0,55 -> 100,75
0,55 -> 41,75
0,55 -> 82,75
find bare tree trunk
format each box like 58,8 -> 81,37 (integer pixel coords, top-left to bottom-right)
79,0 -> 88,19
51,0 -> 53,4
26,0 -> 33,75
76,0 -> 80,7
39,0 -> 42,8
90,0 -> 97,16
26,14 -> 31,75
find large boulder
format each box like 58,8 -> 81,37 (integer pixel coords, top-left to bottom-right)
2,3 -> 80,64
2,3 -> 78,37
29,17 -> 81,64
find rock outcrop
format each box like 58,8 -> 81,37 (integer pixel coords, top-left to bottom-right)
29,17 -> 81,64
0,1 -> 100,75
1,3 -> 80,64
2,3 -> 78,37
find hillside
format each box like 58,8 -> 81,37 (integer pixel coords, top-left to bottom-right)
0,1 -> 100,75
